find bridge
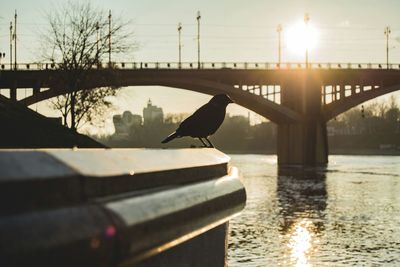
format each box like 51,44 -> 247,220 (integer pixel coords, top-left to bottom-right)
1,61 -> 400,165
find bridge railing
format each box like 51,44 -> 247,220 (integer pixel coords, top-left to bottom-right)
1,61 -> 400,71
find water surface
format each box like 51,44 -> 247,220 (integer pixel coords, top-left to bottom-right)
228,155 -> 400,266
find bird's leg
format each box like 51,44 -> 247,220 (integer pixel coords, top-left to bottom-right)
198,138 -> 208,147
205,137 -> 214,148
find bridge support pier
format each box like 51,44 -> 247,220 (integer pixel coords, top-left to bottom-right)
277,120 -> 328,166
277,73 -> 328,166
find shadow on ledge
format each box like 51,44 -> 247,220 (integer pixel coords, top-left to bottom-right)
0,95 -> 105,148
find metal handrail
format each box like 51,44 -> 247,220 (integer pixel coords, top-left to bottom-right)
1,61 -> 400,71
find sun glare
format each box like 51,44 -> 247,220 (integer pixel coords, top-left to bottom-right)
286,21 -> 318,56
287,219 -> 318,267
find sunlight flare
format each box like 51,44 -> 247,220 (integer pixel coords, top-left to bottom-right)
286,20 -> 318,56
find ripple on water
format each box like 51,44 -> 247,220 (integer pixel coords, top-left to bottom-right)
228,155 -> 400,266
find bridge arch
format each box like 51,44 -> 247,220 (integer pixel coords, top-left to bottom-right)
323,83 -> 400,121
19,78 -> 302,124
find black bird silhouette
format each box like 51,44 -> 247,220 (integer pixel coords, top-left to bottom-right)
161,94 -> 234,147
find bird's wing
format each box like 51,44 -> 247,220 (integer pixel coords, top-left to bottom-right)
177,103 -> 215,135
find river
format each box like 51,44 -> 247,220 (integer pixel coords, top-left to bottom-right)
227,155 -> 400,266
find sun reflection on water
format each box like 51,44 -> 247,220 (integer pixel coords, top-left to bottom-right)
287,219 -> 318,267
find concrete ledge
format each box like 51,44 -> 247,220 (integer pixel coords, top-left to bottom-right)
108,167 -> 244,266
0,148 -> 230,215
0,148 -> 246,267
135,223 -> 228,267
0,205 -> 115,266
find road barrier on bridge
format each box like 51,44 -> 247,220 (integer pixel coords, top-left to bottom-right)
0,148 -> 246,267
1,62 -> 400,71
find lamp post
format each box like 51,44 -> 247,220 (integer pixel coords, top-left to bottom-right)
277,24 -> 282,66
96,22 -> 100,54
9,22 -> 13,69
178,22 -> 182,68
304,13 -> 310,69
96,21 -> 100,67
14,10 -> 17,70
384,26 -> 391,69
196,11 -> 201,69
108,10 -> 112,67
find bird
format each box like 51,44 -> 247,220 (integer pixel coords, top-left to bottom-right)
161,94 -> 234,148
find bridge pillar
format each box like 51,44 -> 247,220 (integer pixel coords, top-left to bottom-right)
10,87 -> 16,101
33,85 -> 40,96
277,120 -> 328,166
277,73 -> 328,166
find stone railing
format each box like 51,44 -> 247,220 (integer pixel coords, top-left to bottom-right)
0,148 -> 246,267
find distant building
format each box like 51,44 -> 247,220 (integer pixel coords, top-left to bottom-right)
113,111 -> 142,137
143,99 -> 164,125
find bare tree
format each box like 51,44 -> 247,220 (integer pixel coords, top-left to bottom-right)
42,1 -> 135,130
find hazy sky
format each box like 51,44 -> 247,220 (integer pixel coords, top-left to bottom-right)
1,0 -> 400,133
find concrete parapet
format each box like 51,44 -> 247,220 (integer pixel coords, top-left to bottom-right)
0,148 -> 246,267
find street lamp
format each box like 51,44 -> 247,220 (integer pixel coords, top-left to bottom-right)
384,26 -> 391,69
304,13 -> 310,68
108,10 -> 112,67
10,21 -> 13,69
14,10 -> 17,70
96,22 -> 100,53
178,22 -> 182,68
96,21 -> 100,68
277,24 -> 282,66
196,11 -> 201,69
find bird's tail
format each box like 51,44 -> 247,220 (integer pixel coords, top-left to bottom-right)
161,132 -> 179,144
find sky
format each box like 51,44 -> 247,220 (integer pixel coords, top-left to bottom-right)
1,0 -> 400,133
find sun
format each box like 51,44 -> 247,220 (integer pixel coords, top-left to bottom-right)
285,21 -> 318,56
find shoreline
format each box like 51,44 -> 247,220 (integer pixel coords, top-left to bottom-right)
223,149 -> 400,156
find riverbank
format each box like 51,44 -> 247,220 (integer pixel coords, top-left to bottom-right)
329,148 -> 400,155
0,95 -> 104,148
